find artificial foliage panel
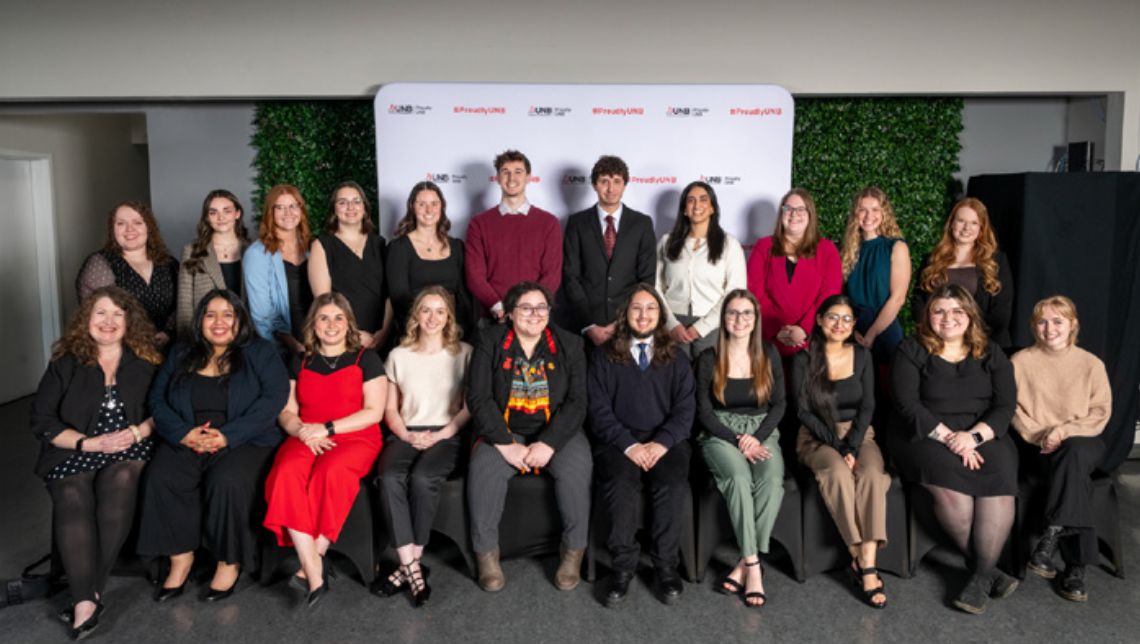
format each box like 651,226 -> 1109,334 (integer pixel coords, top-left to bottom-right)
251,101 -> 379,232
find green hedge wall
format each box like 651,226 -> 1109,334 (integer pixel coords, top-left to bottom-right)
251,96 -> 964,328
251,102 -> 379,232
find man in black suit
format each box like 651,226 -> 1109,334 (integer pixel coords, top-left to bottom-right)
562,156 -> 657,347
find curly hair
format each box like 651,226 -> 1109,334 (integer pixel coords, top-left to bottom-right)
174,289 -> 256,386
770,188 -> 822,260
665,181 -> 727,264
395,181 -> 451,247
258,184 -> 312,254
712,289 -> 773,404
604,284 -> 677,368
915,284 -> 990,359
103,200 -> 175,266
918,198 -> 1002,296
590,155 -> 629,184
51,286 -> 162,366
840,186 -> 904,277
494,149 -> 531,175
183,190 -> 250,275
399,285 -> 464,352
323,180 -> 375,235
300,292 -> 363,357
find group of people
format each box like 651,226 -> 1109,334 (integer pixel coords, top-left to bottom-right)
31,150 -> 1112,640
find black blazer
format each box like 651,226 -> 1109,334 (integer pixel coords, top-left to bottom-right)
911,250 -> 1014,348
30,349 -> 157,478
149,338 -> 289,449
562,205 -> 657,331
466,323 -> 587,451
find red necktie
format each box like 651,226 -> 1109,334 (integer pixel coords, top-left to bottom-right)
604,215 -> 616,260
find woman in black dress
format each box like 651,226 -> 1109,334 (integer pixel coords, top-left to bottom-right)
889,284 -> 1018,614
308,181 -> 392,352
140,289 -> 289,603
77,200 -> 179,347
911,198 -> 1014,348
386,181 -> 476,343
31,286 -> 162,638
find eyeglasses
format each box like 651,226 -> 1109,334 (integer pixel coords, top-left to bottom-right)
824,313 -> 854,324
781,205 -> 809,216
725,310 -> 756,320
273,204 -> 301,213
515,304 -> 550,317
336,198 -> 363,209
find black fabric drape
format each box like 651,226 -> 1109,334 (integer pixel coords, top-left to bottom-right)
967,172 -> 1140,472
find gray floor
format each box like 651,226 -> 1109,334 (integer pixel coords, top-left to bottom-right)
1,395 -> 1137,644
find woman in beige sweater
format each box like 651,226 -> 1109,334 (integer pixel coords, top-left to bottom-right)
1010,295 -> 1111,602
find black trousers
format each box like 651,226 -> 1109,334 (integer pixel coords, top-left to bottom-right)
1024,436 -> 1105,566
378,430 -> 462,547
137,442 -> 275,570
594,439 -> 691,572
47,460 -> 146,603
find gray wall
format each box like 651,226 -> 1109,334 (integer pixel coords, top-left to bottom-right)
1,0 -> 1137,169
144,104 -> 258,253
0,114 -> 150,322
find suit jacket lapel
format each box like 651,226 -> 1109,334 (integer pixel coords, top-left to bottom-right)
587,208 -> 608,262
204,244 -> 226,290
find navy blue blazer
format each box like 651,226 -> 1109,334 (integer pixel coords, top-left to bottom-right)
149,338 -> 289,449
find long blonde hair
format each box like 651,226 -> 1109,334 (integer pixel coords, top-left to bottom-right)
840,186 -> 903,277
400,286 -> 463,354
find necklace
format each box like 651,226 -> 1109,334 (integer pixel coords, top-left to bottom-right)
318,351 -> 342,370
215,240 -> 239,261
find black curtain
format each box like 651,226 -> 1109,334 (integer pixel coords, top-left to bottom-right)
968,172 -> 1140,472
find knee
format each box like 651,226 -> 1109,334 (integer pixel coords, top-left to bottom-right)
206,467 -> 257,500
408,471 -> 444,496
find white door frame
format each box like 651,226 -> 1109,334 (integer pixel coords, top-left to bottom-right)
0,148 -> 61,369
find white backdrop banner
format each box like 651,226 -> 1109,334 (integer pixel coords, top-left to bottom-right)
373,83 -> 794,247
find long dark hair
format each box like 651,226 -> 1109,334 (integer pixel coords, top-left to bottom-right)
103,200 -> 176,266
395,181 -> 451,247
798,294 -> 857,435
604,284 -> 677,368
175,289 -> 255,387
183,190 -> 249,275
665,181 -> 726,264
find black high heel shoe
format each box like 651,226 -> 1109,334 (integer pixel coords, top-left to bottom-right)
407,558 -> 431,608
205,569 -> 241,602
742,560 -> 765,609
68,601 -> 105,641
306,555 -> 332,609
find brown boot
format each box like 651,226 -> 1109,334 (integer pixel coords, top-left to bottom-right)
476,547 -> 504,592
555,543 -> 585,590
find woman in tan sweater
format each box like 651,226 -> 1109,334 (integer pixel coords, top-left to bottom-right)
1010,295 -> 1111,602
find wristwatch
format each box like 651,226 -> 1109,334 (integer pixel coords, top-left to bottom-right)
970,430 -> 983,445
324,421 -> 336,437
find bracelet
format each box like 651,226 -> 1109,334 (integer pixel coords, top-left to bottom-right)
130,426 -> 142,443
75,437 -> 86,452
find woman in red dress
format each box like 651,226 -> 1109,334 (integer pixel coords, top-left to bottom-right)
264,292 -> 388,608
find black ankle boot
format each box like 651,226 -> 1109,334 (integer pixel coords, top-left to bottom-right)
1059,565 -> 1087,602
953,575 -> 989,615
1028,527 -> 1062,579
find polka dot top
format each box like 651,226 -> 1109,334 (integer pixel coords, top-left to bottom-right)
46,384 -> 154,481
76,250 -> 179,337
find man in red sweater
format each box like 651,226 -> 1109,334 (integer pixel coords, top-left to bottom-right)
465,150 -> 563,323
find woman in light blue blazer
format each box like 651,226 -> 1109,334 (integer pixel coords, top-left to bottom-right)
243,184 -> 313,359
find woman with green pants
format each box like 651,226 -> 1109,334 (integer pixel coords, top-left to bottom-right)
696,289 -> 785,608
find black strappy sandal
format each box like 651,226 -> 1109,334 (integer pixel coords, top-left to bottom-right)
854,566 -> 887,609
407,558 -> 432,609
743,560 -> 766,608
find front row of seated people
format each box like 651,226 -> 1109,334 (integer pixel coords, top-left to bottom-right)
31,280 -> 1111,637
